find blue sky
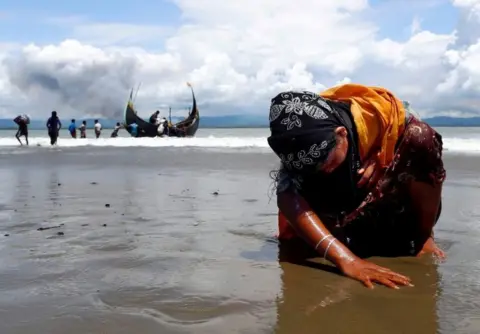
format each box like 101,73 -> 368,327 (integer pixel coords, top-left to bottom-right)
0,0 -> 458,45
0,0 -> 182,45
366,0 -> 457,39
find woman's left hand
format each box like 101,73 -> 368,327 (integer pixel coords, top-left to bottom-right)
357,158 -> 383,189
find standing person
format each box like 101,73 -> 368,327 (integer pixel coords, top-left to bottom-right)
13,114 -> 30,146
267,85 -> 446,289
68,119 -> 77,138
157,118 -> 167,136
149,110 -> 160,125
110,122 -> 122,138
46,111 -> 62,145
78,121 -> 87,138
94,119 -> 102,138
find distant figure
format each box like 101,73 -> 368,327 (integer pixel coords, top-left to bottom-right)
94,119 -> 102,138
46,111 -> 62,145
79,121 -> 87,138
149,110 -> 160,125
157,117 -> 168,136
13,114 -> 30,146
68,119 -> 77,138
110,122 -> 122,138
127,122 -> 138,137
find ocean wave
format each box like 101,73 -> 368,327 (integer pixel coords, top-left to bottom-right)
0,136 -> 269,149
0,136 -> 478,153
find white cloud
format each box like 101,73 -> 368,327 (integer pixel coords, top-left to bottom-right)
1,0 -> 480,119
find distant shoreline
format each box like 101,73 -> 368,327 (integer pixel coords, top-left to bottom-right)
0,125 -> 478,130
1,115 -> 480,129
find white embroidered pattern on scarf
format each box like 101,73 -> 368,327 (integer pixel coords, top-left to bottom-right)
269,91 -> 333,131
278,140 -> 329,170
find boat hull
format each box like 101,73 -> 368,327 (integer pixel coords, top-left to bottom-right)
124,84 -> 200,138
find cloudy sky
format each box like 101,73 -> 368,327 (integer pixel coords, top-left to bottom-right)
0,0 -> 479,119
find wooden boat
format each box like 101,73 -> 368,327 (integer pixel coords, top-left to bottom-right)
124,82 -> 200,137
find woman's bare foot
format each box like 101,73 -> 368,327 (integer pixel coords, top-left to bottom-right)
417,237 -> 446,259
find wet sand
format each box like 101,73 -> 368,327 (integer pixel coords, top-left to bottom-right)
0,147 -> 478,334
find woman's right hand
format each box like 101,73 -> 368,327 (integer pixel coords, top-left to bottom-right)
338,257 -> 412,289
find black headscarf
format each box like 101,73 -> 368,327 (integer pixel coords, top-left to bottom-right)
267,91 -> 346,175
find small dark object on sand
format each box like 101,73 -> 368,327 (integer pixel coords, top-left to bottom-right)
81,224 -> 89,227
105,204 -> 110,207
90,182 -> 97,185
102,224 -> 107,227
57,232 -> 64,236
57,183 -> 61,186
212,191 -> 219,196
4,234 -> 9,237
37,225 -> 62,231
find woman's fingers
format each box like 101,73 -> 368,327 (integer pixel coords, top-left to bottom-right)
357,164 -> 375,187
374,276 -> 399,289
361,276 -> 375,289
369,269 -> 412,287
346,259 -> 413,290
386,273 -> 412,286
381,269 -> 411,283
435,248 -> 446,259
367,265 -> 412,286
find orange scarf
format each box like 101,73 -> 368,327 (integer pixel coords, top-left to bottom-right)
320,84 -> 406,167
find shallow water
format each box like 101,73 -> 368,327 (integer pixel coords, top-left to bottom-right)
0,146 -> 478,333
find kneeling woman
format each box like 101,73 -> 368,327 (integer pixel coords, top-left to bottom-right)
267,84 -> 446,289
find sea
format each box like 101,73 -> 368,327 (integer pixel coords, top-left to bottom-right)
0,127 -> 479,334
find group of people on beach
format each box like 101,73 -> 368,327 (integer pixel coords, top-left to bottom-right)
13,111 -> 124,146
13,109 -> 175,145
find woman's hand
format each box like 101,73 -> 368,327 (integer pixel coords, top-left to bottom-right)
357,157 -> 383,190
417,237 -> 446,260
338,257 -> 412,289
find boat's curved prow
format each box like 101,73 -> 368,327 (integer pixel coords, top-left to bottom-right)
172,82 -> 200,137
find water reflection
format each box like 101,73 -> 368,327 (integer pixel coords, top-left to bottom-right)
14,167 -> 32,201
8,167 -> 32,225
274,243 -> 439,334
47,169 -> 60,203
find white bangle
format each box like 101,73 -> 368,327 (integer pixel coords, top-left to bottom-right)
323,238 -> 337,260
314,234 -> 332,251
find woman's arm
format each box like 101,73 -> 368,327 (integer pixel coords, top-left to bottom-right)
278,190 -> 356,266
278,189 -> 413,289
